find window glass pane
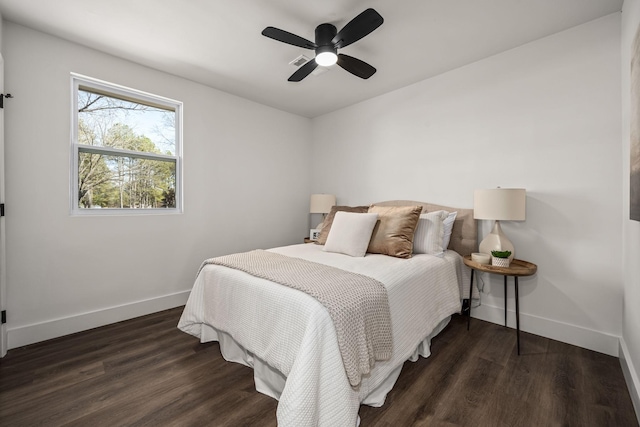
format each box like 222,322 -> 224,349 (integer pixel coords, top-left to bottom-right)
72,75 -> 181,214
78,152 -> 176,209
78,88 -> 176,156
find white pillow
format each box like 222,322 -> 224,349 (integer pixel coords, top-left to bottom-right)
442,211 -> 458,250
323,212 -> 378,257
412,210 -> 449,256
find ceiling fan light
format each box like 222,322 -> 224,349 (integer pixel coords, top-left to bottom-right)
316,51 -> 337,67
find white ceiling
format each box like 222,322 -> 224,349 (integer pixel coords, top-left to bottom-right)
0,0 -> 623,118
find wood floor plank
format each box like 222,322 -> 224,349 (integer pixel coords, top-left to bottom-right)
0,308 -> 637,426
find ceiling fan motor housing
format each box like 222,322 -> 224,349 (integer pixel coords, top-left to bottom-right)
315,23 -> 338,57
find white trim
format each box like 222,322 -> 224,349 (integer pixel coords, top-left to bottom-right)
71,73 -> 182,114
620,338 -> 640,425
79,145 -> 178,162
71,207 -> 183,217
70,73 -> 183,215
471,303 -> 620,356
6,290 -> 190,349
0,54 -> 6,357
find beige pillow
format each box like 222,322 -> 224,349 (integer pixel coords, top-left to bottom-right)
316,205 -> 369,245
367,205 -> 423,258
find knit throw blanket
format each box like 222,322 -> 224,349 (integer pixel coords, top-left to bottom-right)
198,250 -> 393,387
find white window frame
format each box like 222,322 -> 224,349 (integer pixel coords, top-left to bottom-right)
70,73 -> 183,215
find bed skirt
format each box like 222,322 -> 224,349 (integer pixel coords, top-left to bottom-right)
199,315 -> 451,413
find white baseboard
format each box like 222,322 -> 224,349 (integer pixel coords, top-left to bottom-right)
471,303 -> 620,356
7,290 -> 190,349
620,338 -> 640,425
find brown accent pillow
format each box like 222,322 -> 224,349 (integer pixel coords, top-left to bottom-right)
367,205 -> 423,258
316,205 -> 369,245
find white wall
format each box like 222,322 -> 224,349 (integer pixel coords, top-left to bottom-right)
312,15 -> 622,355
621,0 -> 640,419
3,22 -> 311,348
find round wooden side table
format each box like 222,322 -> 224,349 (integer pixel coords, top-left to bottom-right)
463,255 -> 537,355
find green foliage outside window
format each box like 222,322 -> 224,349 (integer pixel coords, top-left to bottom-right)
76,87 -> 178,209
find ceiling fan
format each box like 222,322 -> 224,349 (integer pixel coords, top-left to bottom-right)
261,8 -> 384,82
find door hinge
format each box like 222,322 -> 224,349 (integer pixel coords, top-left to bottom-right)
1,311 -> 5,324
0,93 -> 13,109
0,203 -> 4,217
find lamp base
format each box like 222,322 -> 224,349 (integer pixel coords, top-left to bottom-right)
479,221 -> 515,261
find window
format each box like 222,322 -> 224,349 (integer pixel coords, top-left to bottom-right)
71,74 -> 182,214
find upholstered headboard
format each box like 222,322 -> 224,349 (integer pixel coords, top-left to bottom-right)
373,200 -> 477,256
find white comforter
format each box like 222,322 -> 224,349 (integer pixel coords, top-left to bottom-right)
178,244 -> 469,427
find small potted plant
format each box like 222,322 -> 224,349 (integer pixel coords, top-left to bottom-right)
491,250 -> 512,267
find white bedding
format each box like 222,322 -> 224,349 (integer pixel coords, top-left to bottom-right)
178,243 -> 470,427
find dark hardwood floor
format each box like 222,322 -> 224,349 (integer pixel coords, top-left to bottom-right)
0,307 -> 637,426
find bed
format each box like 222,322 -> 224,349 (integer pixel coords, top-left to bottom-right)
178,200 -> 477,427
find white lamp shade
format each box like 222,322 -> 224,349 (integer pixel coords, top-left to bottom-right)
473,188 -> 526,221
310,194 -> 336,214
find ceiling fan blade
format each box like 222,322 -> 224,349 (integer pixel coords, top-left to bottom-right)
288,59 -> 318,82
331,8 -> 383,49
337,54 -> 376,79
262,27 -> 317,49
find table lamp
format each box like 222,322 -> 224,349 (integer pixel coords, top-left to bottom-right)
309,194 -> 336,238
473,188 -> 526,261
